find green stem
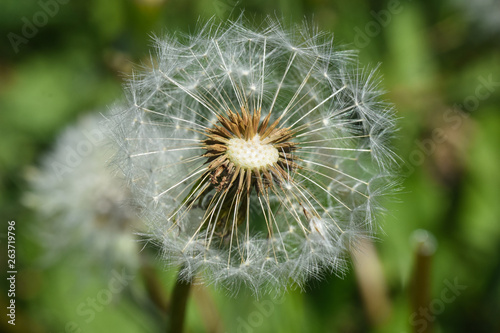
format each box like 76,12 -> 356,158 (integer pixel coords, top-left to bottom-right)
410,230 -> 436,333
168,268 -> 192,333
140,255 -> 169,313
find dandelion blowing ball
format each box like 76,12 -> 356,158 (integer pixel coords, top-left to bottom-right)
110,18 -> 397,293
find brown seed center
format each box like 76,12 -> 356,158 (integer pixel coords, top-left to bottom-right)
202,108 -> 299,195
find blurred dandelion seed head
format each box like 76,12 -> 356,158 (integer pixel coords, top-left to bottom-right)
25,114 -> 141,270
108,17 -> 398,294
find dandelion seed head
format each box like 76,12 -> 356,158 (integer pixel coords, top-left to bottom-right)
25,114 -> 141,271
107,17 -> 398,295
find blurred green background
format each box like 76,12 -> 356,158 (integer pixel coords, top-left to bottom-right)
1,0 -> 499,332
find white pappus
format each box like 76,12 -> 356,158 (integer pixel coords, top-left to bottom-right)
108,17 -> 398,295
